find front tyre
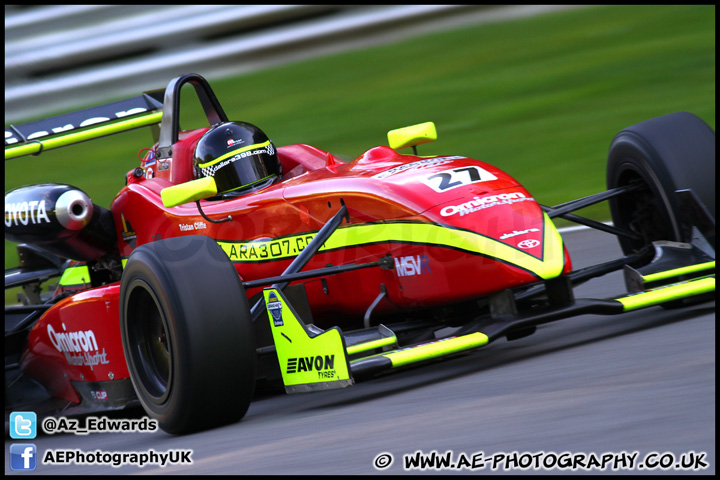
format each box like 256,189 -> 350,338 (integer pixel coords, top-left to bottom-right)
607,112 -> 715,255
119,235 -> 255,434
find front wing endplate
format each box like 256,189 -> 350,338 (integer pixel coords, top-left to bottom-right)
264,288 -> 353,393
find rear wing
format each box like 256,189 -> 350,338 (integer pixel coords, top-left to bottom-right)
6,73 -> 228,161
4,90 -> 164,160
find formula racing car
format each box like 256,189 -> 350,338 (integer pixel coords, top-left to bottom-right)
5,73 -> 715,434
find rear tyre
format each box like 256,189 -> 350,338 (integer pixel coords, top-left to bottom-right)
120,235 -> 255,434
607,112 -> 715,255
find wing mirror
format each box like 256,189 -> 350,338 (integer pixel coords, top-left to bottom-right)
387,122 -> 437,155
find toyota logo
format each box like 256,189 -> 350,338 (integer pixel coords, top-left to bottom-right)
518,239 -> 540,249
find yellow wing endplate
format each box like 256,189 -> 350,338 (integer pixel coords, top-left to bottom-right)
264,288 -> 353,393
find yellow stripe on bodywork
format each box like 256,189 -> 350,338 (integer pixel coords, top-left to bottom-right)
218,213 -> 565,280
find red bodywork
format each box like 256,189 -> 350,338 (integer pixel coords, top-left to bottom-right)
21,128 -> 572,404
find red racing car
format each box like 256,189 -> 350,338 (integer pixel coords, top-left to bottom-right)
5,73 -> 715,434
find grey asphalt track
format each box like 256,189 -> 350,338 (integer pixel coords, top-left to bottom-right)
5,226 -> 715,475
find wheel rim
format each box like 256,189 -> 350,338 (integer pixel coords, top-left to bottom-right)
125,280 -> 172,404
612,165 -> 676,253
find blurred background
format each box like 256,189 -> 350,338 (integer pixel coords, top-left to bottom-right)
4,4 -> 716,268
6,5 -> 517,121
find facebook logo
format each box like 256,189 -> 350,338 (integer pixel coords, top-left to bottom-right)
10,411 -> 37,439
10,444 -> 37,471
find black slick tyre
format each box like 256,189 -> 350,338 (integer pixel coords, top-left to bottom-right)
607,112 -> 715,255
119,235 -> 255,434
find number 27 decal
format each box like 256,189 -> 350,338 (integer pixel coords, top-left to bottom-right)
421,166 -> 497,192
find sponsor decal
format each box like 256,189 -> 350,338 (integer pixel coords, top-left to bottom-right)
267,292 -> 283,327
499,228 -> 540,240
5,200 -> 51,226
178,221 -> 207,232
200,145 -> 274,177
47,323 -> 109,371
227,138 -> 244,147
440,192 -> 533,217
120,213 -> 136,246
90,390 -> 109,401
286,355 -> 337,379
373,157 -> 461,179
142,148 -> 156,166
518,239 -> 540,249
222,234 -> 315,262
395,255 -> 432,277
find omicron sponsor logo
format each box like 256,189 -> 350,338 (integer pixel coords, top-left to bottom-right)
439,192 -> 533,217
47,323 -> 109,370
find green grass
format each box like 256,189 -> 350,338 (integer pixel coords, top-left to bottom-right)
4,4 -> 715,282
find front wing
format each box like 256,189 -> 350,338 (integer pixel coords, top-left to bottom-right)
264,244 -> 714,392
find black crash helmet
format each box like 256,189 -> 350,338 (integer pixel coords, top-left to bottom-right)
193,121 -> 281,194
